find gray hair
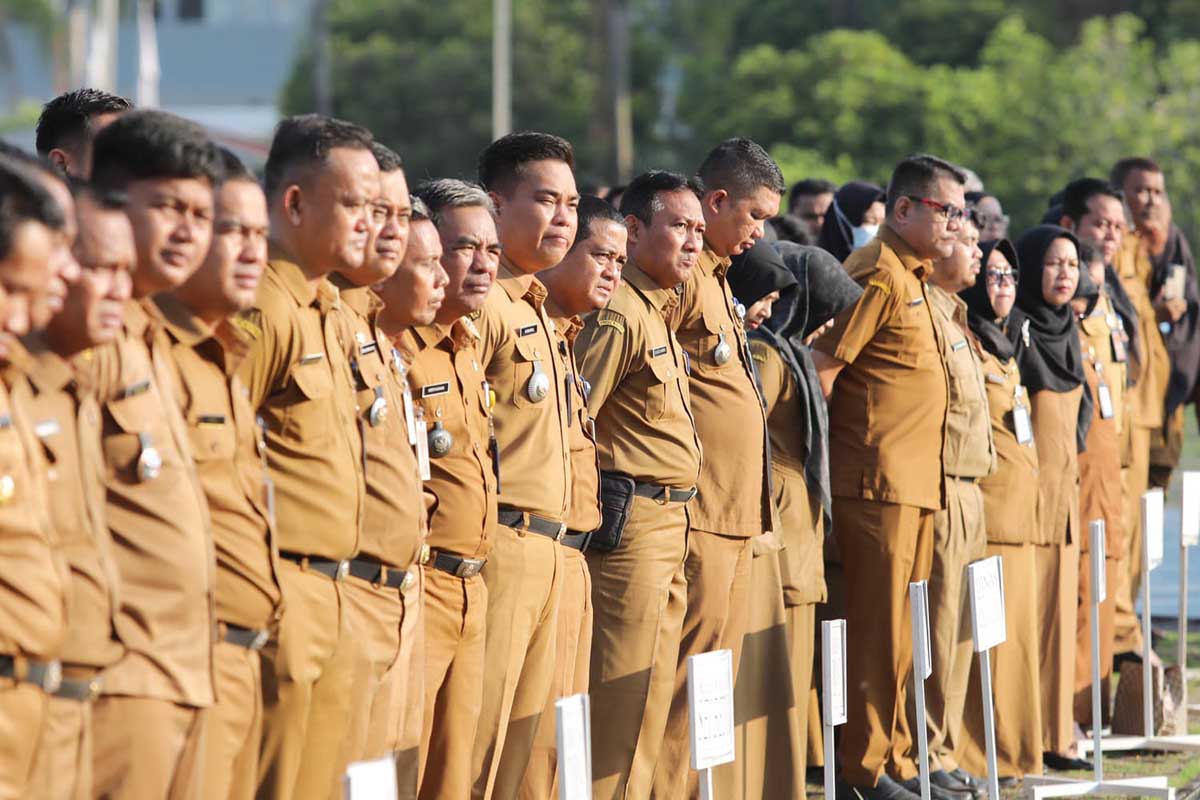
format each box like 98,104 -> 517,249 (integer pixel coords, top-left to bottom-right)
411,195 -> 430,222
413,178 -> 494,225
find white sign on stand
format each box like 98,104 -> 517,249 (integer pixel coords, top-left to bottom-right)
822,620 -> 848,800
342,756 -> 398,800
966,556 -> 1006,800
909,581 -> 932,800
687,649 -> 735,800
1180,472 -> 1200,733
1090,521 -> 1107,782
1182,472 -> 1200,547
555,693 -> 592,800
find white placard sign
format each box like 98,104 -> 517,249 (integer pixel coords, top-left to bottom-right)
555,693 -> 592,800
968,556 -> 1007,653
909,581 -> 932,679
342,755 -> 398,800
1090,520 -> 1107,603
822,620 -> 848,726
1143,488 -> 1165,571
1184,472 -> 1200,547
687,649 -> 736,770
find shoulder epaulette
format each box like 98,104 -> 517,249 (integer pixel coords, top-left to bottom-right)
467,309 -> 483,321
596,309 -> 626,335
867,279 -> 891,295
232,309 -> 264,340
461,316 -> 481,339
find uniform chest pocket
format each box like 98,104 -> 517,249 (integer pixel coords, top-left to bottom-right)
0,423 -> 27,504
353,357 -> 391,425
692,305 -> 737,375
186,413 -> 237,464
510,335 -> 548,410
945,342 -> 981,407
645,356 -> 684,421
283,361 -> 334,444
103,388 -> 168,482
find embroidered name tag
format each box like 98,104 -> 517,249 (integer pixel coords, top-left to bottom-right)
197,415 -> 226,427
299,352 -> 325,365
359,341 -> 378,356
650,345 -> 667,358
517,324 -> 538,337
985,373 -> 1005,385
951,340 -> 967,351
34,419 -> 60,438
908,297 -> 924,307
121,380 -> 151,399
421,382 -> 450,398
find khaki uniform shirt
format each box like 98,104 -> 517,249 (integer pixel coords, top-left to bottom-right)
976,349 -> 1040,546
24,337 -> 123,669
332,280 -> 425,569
750,337 -> 825,607
238,258 -> 365,561
475,259 -> 571,522
0,341 -> 68,662
547,302 -> 601,534
398,319 -> 497,559
1116,232 -> 1170,429
670,248 -> 771,536
1078,322 -> 1125,559
575,264 -> 701,490
1030,385 -> 1083,547
1081,292 -> 1132,465
814,225 -> 949,510
84,298 -> 215,705
155,295 -> 283,632
929,287 -> 995,480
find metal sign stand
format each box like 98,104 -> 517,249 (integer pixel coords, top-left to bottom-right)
909,581 -> 932,800
822,620 -> 848,799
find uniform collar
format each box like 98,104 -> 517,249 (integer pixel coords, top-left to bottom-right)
544,298 -> 583,343
879,224 -> 933,280
496,256 -> 548,309
622,263 -> 679,314
20,334 -> 75,395
698,246 -> 731,280
411,317 -> 478,354
329,274 -> 383,320
153,293 -> 217,348
929,284 -> 968,325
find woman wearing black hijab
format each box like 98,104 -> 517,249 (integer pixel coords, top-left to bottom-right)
1008,225 -> 1092,771
956,239 -> 1045,780
816,181 -> 886,263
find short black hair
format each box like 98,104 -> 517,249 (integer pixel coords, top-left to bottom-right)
572,195 -> 625,248
263,113 -> 375,198
885,153 -> 967,213
697,138 -> 785,199
787,178 -> 836,212
371,142 -> 403,173
0,156 -> 65,260
1078,239 -> 1104,266
35,88 -> 132,158
1111,157 -> 1162,190
620,170 -> 704,225
70,177 -> 127,211
90,110 -> 220,190
1061,178 -> 1123,225
476,131 -> 575,194
965,190 -> 992,205
215,146 -> 255,184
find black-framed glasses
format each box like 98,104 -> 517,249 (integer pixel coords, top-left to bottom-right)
905,195 -> 966,222
985,269 -> 1016,287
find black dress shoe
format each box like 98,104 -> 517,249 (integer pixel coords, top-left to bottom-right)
1042,751 -> 1094,771
898,775 -> 967,800
838,774 -> 922,800
930,769 -> 976,796
948,768 -> 986,796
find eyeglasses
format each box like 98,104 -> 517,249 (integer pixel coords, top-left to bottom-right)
985,269 -> 1016,287
906,196 -> 966,222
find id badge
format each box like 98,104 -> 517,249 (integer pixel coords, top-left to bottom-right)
403,385 -> 417,445
1111,330 -> 1127,363
1013,401 -> 1034,445
1098,381 -> 1115,419
415,418 -> 431,481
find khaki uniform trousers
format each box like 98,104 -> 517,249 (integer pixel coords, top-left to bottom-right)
714,539 -> 806,799
1074,554 -> 1122,727
912,478 -> 986,773
1034,538 -> 1079,754
652,529 -> 753,799
202,641 -> 263,800
418,568 -> 487,800
517,546 -> 593,800
960,542 -> 1042,778
585,495 -> 688,800
790,603 -> 817,781
1114,424 -> 1151,654
92,695 -> 208,799
834,499 -> 934,788
257,559 -> 361,800
32,690 -> 93,800
340,570 -> 424,794
0,682 -> 47,799
471,525 -> 563,799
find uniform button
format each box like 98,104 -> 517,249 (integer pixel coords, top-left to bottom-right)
0,475 -> 14,504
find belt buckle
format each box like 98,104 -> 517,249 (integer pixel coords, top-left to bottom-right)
419,543 -> 431,565
335,560 -> 350,581
85,678 -> 102,701
555,523 -> 566,542
401,568 -> 416,591
40,660 -> 63,694
250,629 -> 270,650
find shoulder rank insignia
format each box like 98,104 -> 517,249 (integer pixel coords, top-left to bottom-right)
233,309 -> 263,340
867,279 -> 891,295
597,309 -> 626,335
461,317 -> 481,339
751,350 -> 768,364
467,309 -> 483,321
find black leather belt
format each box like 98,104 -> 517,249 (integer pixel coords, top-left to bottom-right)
54,675 -> 103,701
428,550 -> 487,578
633,482 -> 697,504
345,559 -> 415,590
560,530 -> 591,551
0,654 -> 61,693
223,623 -> 270,651
497,508 -> 568,541
280,551 -> 350,580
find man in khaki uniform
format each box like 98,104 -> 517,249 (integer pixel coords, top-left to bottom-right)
0,156 -> 73,799
812,154 -> 963,800
85,111 -> 220,799
574,171 -> 704,799
330,144 -> 429,792
519,195 -> 622,800
471,132 -> 579,799
27,181 -> 132,800
150,149 -> 284,800
654,140 -> 780,799
400,178 -> 499,800
238,114 -> 375,800
914,216 -> 994,798
35,88 -> 131,179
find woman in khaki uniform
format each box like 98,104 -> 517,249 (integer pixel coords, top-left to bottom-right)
957,238 -> 1044,778
1008,226 -> 1091,771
